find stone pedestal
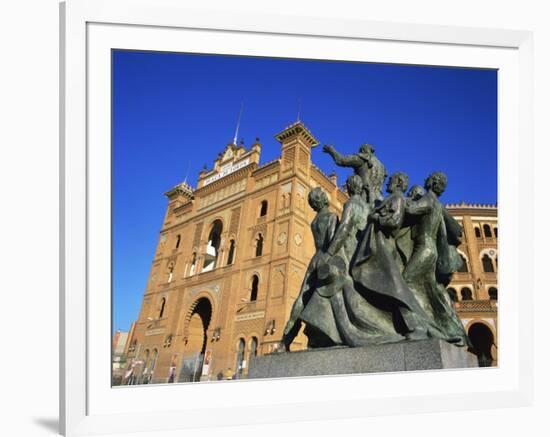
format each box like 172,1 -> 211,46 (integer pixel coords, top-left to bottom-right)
248,339 -> 478,379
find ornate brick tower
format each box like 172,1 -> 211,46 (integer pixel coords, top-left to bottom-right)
124,122 -> 346,383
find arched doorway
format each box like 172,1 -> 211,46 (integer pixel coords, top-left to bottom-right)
468,322 -> 495,367
180,297 -> 213,382
235,338 -> 246,378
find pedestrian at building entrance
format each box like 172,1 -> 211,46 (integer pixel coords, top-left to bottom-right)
225,368 -> 233,380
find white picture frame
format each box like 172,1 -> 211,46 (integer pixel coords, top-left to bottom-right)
60,0 -> 534,435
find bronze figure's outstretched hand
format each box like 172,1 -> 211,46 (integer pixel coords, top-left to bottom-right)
322,144 -> 335,155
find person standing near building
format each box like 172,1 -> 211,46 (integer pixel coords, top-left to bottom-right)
225,367 -> 233,380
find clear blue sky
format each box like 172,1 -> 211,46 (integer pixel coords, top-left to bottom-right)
113,50 -> 497,333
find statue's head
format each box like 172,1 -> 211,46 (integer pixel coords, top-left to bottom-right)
308,187 -> 329,212
358,143 -> 375,158
387,172 -> 408,194
424,171 -> 448,196
408,184 -> 426,201
346,174 -> 363,196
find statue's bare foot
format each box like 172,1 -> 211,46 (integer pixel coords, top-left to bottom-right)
447,336 -> 466,347
405,328 -> 429,341
272,342 -> 288,353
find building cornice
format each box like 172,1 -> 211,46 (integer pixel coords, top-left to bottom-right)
446,201 -> 497,210
194,164 -> 255,196
446,201 -> 498,218
252,159 -> 280,177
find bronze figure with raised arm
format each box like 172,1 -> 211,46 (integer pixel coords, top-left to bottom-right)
322,143 -> 387,205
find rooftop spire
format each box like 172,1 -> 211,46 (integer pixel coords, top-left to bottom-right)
232,102 -> 244,146
296,97 -> 301,122
183,161 -> 190,184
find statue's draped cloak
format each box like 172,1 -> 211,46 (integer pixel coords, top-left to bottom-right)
436,209 -> 465,285
351,222 -> 431,322
298,198 -> 402,347
282,211 -> 339,345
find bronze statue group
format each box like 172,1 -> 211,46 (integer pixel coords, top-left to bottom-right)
282,143 -> 470,350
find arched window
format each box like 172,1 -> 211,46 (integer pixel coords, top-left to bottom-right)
159,297 -> 166,318
458,255 -> 468,272
282,192 -> 291,209
483,224 -> 492,238
168,354 -> 178,383
175,234 -> 181,249
250,337 -> 258,357
142,349 -> 150,379
461,287 -> 473,300
250,275 -> 259,301
235,338 -> 246,377
260,200 -> 268,217
475,227 -> 481,238
189,252 -> 197,276
482,254 -> 495,272
488,287 -> 498,300
226,239 -> 235,265
493,227 -> 498,238
255,233 -> 264,257
447,288 -> 458,302
150,349 -> 159,375
167,262 -> 175,283
203,220 -> 223,272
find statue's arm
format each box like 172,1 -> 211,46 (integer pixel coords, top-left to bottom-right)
405,196 -> 432,216
327,204 -> 353,256
364,155 -> 373,169
327,213 -> 338,243
442,208 -> 463,245
378,197 -> 404,230
327,147 -> 363,168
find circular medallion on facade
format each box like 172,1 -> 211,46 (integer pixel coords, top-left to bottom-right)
489,249 -> 496,257
294,233 -> 303,246
277,232 -> 287,245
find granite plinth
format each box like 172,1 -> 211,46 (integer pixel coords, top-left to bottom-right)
247,339 -> 478,379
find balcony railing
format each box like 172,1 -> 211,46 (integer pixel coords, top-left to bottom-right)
236,300 -> 263,313
456,299 -> 497,313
